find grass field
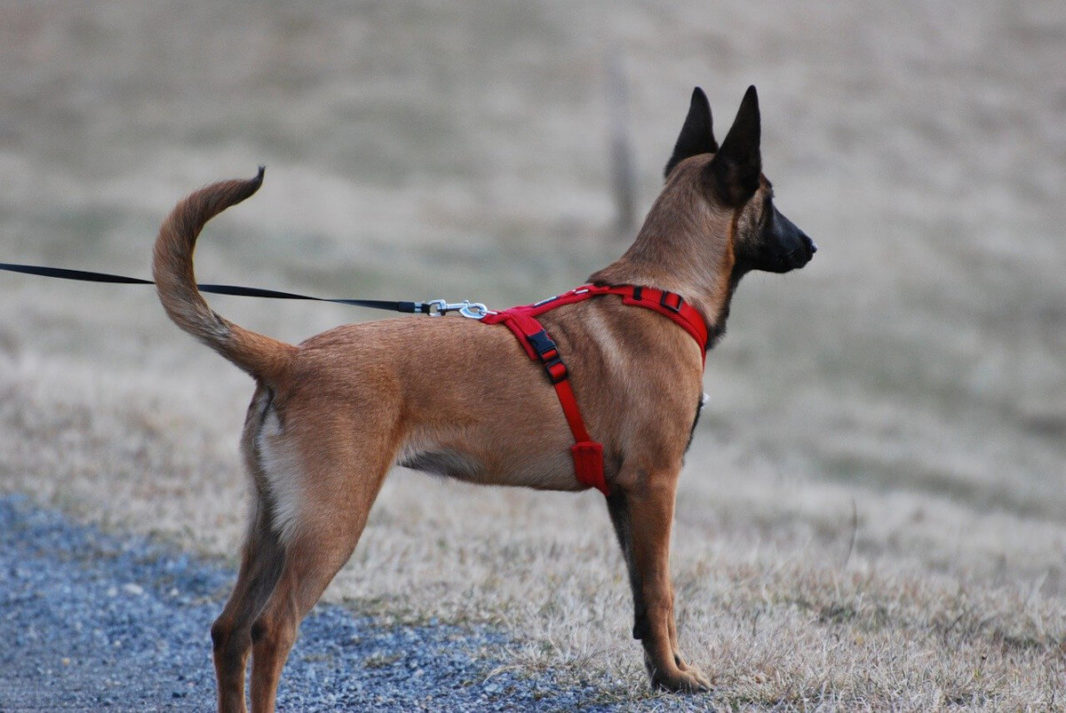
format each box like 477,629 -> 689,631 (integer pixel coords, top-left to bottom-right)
1,2 -> 1064,710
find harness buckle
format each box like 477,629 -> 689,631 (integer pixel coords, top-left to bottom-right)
527,330 -> 569,383
527,330 -> 559,360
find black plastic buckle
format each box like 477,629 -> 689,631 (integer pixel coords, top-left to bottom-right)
527,330 -> 569,383
660,290 -> 683,313
528,330 -> 559,360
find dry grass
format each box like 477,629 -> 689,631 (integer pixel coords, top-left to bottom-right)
2,2 -> 1064,710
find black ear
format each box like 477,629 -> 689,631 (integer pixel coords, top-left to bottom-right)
664,87 -> 719,179
705,85 -> 762,205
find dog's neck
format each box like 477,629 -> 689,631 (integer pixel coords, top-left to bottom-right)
589,178 -> 739,349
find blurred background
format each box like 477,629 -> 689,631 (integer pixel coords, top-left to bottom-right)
1,1 -> 1063,589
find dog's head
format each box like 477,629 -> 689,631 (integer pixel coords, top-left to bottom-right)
664,86 -> 816,276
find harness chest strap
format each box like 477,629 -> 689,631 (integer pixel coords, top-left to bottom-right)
479,284 -> 709,496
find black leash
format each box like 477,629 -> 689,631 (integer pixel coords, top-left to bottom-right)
0,261 -> 433,314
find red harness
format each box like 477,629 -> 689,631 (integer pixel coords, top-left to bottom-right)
480,284 -> 709,497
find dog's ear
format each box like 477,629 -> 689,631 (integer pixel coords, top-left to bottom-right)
705,85 -> 762,205
664,87 -> 718,179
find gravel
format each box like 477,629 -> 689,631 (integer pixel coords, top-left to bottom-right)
0,494 -> 629,712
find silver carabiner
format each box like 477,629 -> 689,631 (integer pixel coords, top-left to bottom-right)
423,298 -> 490,319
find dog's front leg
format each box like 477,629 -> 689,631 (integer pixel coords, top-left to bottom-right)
608,474 -> 710,693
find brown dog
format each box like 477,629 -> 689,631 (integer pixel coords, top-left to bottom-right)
153,85 -> 814,712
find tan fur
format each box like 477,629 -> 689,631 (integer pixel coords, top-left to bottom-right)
154,88 -> 810,711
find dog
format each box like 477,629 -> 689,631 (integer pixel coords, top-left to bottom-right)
153,85 -> 815,713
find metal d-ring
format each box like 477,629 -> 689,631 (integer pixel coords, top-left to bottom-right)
458,301 -> 489,319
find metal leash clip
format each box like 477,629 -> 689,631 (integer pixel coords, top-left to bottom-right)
423,299 -> 491,319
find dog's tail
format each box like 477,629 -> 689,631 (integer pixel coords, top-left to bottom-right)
153,167 -> 296,381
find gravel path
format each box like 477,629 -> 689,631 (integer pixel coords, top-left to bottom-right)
1,494 -> 638,712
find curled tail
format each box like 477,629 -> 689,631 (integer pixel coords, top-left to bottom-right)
153,167 -> 296,381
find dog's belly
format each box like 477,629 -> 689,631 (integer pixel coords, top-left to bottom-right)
395,438 -> 581,491
397,448 -> 483,481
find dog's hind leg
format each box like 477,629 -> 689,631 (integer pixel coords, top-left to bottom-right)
608,467 -> 711,693
245,432 -> 395,713
245,507 -> 379,712
211,387 -> 291,713
211,502 -> 285,713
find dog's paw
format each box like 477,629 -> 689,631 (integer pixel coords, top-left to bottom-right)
652,666 -> 712,694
